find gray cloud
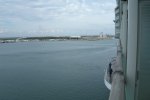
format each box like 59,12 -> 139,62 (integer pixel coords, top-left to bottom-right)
0,0 -> 115,37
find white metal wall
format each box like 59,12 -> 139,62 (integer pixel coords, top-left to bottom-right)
126,0 -> 138,100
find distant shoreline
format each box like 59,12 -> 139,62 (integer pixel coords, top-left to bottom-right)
0,35 -> 114,43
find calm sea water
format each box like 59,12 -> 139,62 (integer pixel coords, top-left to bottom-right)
0,40 -> 117,100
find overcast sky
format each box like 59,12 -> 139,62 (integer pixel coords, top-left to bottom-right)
0,0 -> 115,37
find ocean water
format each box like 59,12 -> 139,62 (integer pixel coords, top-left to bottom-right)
0,40 -> 117,100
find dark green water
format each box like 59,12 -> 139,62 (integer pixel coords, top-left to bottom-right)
0,40 -> 116,100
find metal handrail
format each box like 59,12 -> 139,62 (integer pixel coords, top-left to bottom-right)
108,44 -> 125,100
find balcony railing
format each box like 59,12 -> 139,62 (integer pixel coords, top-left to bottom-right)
108,41 -> 125,100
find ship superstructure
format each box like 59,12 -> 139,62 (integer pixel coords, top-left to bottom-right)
105,0 -> 150,100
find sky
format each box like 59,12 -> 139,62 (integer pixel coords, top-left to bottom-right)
0,0 -> 116,37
